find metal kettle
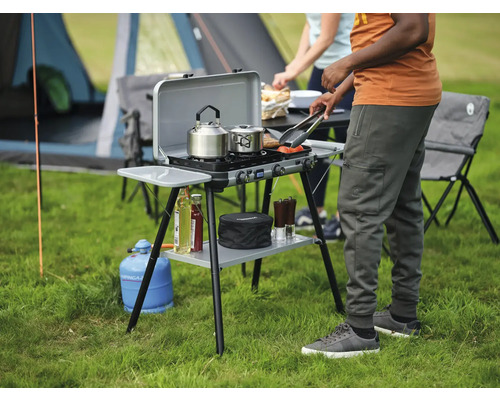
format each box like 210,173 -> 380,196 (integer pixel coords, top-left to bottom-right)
187,105 -> 228,159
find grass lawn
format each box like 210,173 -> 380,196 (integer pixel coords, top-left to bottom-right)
0,13 -> 499,388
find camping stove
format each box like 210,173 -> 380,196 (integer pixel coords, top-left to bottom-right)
167,146 -> 317,191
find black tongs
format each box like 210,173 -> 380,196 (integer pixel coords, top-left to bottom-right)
278,107 -> 326,148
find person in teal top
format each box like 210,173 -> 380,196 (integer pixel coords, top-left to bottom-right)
273,13 -> 355,241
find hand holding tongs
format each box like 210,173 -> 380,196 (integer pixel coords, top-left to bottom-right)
278,107 -> 326,148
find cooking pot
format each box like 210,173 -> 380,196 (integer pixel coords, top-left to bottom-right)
225,124 -> 265,153
187,105 -> 228,159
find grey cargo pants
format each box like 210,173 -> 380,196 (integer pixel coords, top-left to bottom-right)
338,104 -> 438,329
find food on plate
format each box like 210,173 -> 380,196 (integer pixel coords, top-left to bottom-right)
263,133 -> 280,148
277,146 -> 291,153
277,145 -> 304,153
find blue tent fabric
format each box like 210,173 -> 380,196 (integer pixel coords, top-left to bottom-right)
0,13 -> 293,172
0,13 -> 126,171
12,14 -> 102,103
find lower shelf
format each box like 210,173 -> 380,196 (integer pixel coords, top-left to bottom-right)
163,234 -> 316,269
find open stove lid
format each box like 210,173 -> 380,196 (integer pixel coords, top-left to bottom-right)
153,71 -> 261,163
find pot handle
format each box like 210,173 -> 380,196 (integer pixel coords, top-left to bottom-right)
196,105 -> 220,127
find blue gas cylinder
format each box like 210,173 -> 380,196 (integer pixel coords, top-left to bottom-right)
119,239 -> 174,313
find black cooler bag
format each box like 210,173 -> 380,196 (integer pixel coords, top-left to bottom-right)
218,212 -> 273,249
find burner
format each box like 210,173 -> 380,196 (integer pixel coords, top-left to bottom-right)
188,155 -> 227,163
229,150 -> 267,159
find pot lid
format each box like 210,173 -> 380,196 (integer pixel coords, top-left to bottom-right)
225,124 -> 264,135
189,121 -> 228,136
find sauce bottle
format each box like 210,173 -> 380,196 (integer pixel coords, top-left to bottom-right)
191,194 -> 203,252
174,187 -> 192,254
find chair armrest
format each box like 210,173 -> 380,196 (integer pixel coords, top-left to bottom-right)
424,140 -> 475,156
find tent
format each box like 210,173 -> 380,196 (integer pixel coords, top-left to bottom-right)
0,13 -> 293,172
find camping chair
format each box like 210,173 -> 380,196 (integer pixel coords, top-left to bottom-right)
117,73 -> 166,222
421,91 -> 498,244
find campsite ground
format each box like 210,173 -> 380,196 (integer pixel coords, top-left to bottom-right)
0,14 -> 499,389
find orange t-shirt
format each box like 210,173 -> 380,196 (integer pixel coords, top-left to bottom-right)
350,13 -> 442,106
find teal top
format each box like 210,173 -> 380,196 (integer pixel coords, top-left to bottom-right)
306,13 -> 355,69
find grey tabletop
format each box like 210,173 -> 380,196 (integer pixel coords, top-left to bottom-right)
262,109 -> 351,131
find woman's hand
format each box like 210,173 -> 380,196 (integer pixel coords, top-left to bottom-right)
272,69 -> 296,90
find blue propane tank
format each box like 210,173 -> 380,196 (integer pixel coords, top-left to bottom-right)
119,239 -> 174,313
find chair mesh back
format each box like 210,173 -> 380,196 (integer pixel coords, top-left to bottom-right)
421,91 -> 490,180
117,74 -> 170,142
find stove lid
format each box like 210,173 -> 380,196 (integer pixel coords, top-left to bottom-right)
153,71 -> 261,163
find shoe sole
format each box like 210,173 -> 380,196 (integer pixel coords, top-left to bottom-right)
301,346 -> 380,359
374,326 -> 417,338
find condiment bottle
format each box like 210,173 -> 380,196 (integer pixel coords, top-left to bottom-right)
174,187 -> 192,254
285,196 -> 297,240
274,199 -> 286,242
191,194 -> 203,252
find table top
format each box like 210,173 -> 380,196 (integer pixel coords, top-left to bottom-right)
262,108 -> 351,131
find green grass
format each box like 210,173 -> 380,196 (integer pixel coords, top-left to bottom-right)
1,13 -> 499,388
1,83 -> 499,386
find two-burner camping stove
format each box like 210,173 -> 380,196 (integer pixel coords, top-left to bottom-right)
117,72 -> 345,356
167,145 -> 317,191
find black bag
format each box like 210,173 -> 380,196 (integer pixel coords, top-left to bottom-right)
218,212 -> 273,249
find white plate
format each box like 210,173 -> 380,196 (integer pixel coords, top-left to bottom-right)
290,90 -> 322,109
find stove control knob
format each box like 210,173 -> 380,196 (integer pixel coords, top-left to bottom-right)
236,170 -> 251,184
302,158 -> 316,171
272,164 -> 285,177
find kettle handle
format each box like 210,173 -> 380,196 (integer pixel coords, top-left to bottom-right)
196,105 -> 220,127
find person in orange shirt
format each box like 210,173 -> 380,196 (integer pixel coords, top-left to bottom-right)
302,13 -> 442,358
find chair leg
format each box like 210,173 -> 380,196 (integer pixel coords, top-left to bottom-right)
121,160 -> 130,201
422,191 -> 440,227
444,180 -> 466,226
424,181 -> 456,233
463,180 -> 499,244
154,185 -> 159,225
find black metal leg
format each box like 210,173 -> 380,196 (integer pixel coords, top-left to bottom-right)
445,180 -> 465,226
121,160 -> 129,201
126,187 -> 179,333
154,185 -> 159,225
140,182 -> 153,217
300,171 -> 344,314
252,178 -> 274,291
464,180 -> 499,244
255,181 -> 260,212
240,185 -> 246,277
424,181 -> 455,233
205,184 -> 225,355
422,191 -> 440,226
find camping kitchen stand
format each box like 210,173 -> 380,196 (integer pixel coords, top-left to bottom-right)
118,72 -> 348,355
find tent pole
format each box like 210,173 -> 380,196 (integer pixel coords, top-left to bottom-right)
31,13 -> 43,278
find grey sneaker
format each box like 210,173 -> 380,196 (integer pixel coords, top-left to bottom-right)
301,323 -> 380,359
373,306 -> 421,338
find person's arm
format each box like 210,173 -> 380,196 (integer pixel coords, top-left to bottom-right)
273,14 -> 341,89
321,13 -> 429,92
309,73 -> 354,119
